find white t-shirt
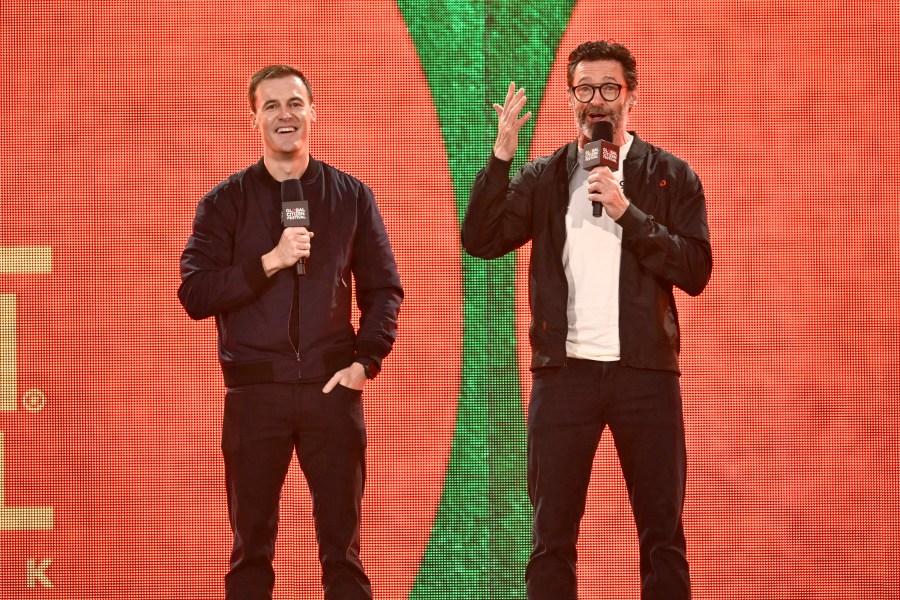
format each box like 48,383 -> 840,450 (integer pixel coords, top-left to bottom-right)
563,133 -> 634,360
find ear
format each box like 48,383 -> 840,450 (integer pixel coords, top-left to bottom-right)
250,111 -> 259,130
566,87 -> 574,110
627,90 -> 638,111
310,103 -> 317,122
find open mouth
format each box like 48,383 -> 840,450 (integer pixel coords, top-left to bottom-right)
276,126 -> 297,134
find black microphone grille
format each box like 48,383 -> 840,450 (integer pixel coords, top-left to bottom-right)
281,177 -> 303,201
591,121 -> 613,143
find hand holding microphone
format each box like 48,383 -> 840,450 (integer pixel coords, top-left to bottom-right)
583,121 -> 626,219
280,178 -> 312,276
272,224 -> 314,276
262,179 -> 313,277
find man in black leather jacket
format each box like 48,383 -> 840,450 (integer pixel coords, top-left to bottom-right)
179,65 -> 402,600
462,41 -> 711,600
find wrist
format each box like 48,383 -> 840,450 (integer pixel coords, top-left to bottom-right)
353,356 -> 381,379
493,146 -> 515,162
261,251 -> 283,277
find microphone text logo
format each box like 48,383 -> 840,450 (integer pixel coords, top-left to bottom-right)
602,147 -> 618,163
284,207 -> 307,221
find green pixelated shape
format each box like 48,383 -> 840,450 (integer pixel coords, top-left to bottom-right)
395,1 -> 576,597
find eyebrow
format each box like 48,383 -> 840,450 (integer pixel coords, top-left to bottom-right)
262,95 -> 306,108
576,76 -> 621,85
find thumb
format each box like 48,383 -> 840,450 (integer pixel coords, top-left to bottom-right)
322,371 -> 341,394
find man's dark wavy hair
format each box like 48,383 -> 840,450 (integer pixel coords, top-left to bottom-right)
567,41 -> 638,90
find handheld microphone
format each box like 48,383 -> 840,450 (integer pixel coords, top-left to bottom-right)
280,179 -> 310,276
583,121 -> 620,217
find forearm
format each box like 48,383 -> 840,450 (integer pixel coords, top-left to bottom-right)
350,190 -> 404,360
617,191 -> 712,296
355,287 -> 403,360
461,154 -> 531,259
178,254 -> 269,320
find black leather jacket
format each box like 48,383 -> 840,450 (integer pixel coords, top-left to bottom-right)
461,134 -> 711,373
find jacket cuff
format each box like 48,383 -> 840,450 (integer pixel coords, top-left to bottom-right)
615,201 -> 649,234
241,255 -> 270,294
485,153 -> 514,180
355,340 -> 387,364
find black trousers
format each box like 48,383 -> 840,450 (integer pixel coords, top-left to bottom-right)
221,382 -> 372,600
525,359 -> 690,600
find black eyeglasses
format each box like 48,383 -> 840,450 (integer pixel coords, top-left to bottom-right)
570,83 -> 624,103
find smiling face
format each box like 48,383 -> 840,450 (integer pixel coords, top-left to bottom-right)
568,59 -> 637,148
251,75 -> 316,160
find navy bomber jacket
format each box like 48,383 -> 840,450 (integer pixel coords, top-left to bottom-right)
179,157 -> 403,386
461,133 -> 711,373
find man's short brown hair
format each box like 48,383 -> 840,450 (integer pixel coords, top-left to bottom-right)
247,65 -> 313,111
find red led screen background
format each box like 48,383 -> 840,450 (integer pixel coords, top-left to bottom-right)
1,1 -> 897,598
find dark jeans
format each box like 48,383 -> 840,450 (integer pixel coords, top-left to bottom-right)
221,382 -> 372,600
525,359 -> 690,600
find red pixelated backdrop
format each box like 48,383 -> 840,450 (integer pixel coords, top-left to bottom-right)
1,0 -> 898,598
1,1 -> 459,597
523,3 -> 899,597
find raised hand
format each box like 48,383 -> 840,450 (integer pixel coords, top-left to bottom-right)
492,81 -> 532,161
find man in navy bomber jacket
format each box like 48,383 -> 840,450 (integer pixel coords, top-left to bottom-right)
179,65 -> 402,600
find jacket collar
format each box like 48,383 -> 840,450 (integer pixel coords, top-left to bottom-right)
251,155 -> 323,190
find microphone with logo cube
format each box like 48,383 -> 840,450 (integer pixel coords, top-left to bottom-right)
280,178 -> 310,276
583,121 -> 620,218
